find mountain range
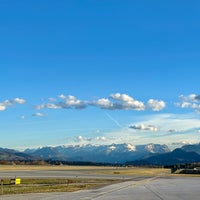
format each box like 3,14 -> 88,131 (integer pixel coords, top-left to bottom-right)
1,142 -> 200,165
24,143 -> 170,163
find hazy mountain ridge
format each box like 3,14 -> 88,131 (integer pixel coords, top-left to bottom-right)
128,149 -> 200,166
24,143 -> 170,163
181,143 -> 200,154
0,148 -> 37,161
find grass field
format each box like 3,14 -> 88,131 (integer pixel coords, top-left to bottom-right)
93,167 -> 170,176
0,177 -> 120,195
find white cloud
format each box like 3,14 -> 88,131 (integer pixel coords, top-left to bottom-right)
92,93 -> 146,111
94,98 -> 113,109
35,93 -> 166,112
37,95 -> 87,110
140,113 -> 200,132
58,94 -> 66,99
110,93 -> 134,102
64,95 -> 87,109
75,135 -> 91,142
35,103 -> 60,110
13,98 -> 26,104
171,141 -> 190,146
0,98 -> 26,111
0,104 -> 6,111
110,93 -> 145,110
147,99 -> 166,111
169,140 -> 197,149
75,135 -> 107,144
95,136 -> 107,141
32,112 -> 46,117
177,94 -> 200,112
129,124 -> 158,131
76,135 -> 84,141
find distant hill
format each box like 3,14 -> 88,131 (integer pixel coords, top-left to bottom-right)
181,143 -> 200,154
127,149 -> 200,166
0,148 -> 37,161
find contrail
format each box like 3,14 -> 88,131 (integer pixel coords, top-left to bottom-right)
106,113 -> 122,128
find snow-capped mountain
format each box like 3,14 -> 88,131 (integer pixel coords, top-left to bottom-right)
24,143 -> 170,164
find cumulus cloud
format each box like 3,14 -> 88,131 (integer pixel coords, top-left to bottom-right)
0,98 -> 26,111
93,98 -> 113,109
147,99 -> 166,111
109,93 -> 145,110
129,124 -> 158,131
177,94 -> 200,112
92,93 -> 146,111
36,95 -> 88,110
35,93 -> 165,112
58,95 -> 88,109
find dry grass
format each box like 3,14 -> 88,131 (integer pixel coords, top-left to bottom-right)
0,178 -> 119,195
0,165 -> 170,176
93,167 -> 171,176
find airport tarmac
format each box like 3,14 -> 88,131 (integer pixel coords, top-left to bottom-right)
1,176 -> 200,200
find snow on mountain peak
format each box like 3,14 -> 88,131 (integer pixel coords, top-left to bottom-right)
145,144 -> 155,153
109,146 -> 116,151
126,144 -> 136,151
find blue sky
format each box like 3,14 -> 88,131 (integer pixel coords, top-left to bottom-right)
1,1 -> 200,150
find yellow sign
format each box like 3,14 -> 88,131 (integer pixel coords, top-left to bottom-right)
15,178 -> 21,185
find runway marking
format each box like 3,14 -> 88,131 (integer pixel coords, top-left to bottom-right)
144,185 -> 165,200
79,176 -> 164,200
129,174 -> 164,188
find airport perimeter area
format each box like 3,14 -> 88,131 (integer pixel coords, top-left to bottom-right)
0,165 -> 199,199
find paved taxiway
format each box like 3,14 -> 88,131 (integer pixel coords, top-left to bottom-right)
1,176 -> 200,200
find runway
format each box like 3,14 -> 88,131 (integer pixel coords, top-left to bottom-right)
0,169 -> 133,179
1,176 -> 200,200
